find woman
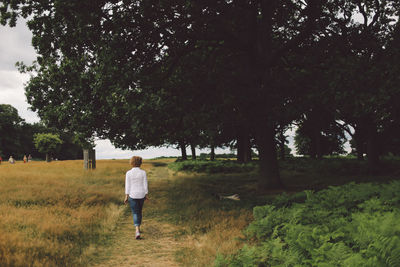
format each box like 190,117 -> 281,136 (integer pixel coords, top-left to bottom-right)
124,156 -> 148,239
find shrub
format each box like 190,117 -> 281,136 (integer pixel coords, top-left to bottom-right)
168,160 -> 257,174
216,181 -> 400,267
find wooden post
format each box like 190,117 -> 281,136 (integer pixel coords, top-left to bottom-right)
83,149 -> 96,169
90,149 -> 96,169
83,149 -> 89,169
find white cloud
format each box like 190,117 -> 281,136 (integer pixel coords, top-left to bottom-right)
0,70 -> 40,123
0,18 -> 40,124
0,19 -> 36,71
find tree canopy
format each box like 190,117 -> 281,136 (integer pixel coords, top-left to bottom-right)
0,104 -> 83,160
33,133 -> 63,162
1,0 -> 399,188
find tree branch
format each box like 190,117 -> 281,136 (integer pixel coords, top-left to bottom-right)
356,0 -> 368,27
368,0 -> 380,28
335,120 -> 354,137
267,0 -> 325,67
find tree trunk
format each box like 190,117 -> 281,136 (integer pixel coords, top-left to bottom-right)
243,133 -> 251,163
179,140 -> 187,160
190,144 -> 196,160
356,141 -> 364,160
256,123 -> 284,190
315,131 -> 322,159
46,153 -> 50,162
279,128 -> 285,161
366,124 -> 379,172
310,131 -> 317,159
210,145 -> 215,161
247,144 -> 252,162
237,135 -> 244,162
237,128 -> 251,162
353,127 -> 364,160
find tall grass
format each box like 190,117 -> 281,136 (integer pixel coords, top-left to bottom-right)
151,171 -> 273,266
0,160 -> 141,267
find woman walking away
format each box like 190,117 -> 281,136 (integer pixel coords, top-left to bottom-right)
124,156 -> 148,239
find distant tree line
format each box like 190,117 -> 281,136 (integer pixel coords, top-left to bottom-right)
1,0 -> 400,188
0,104 -> 82,161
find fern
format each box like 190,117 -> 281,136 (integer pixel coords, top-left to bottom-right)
219,180 -> 400,267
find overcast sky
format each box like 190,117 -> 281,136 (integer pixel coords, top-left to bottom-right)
0,19 -> 236,159
0,19 -> 304,159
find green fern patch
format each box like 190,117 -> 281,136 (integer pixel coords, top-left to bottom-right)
216,181 -> 400,267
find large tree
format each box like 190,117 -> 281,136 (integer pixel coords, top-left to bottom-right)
0,104 -> 24,158
0,0 -> 335,189
320,0 -> 399,169
2,0 -> 399,188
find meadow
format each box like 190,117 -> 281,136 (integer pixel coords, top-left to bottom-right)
0,159 -> 254,267
1,158 -> 400,266
0,160 -> 131,266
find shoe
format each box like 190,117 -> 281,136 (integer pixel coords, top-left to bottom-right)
135,231 -> 141,239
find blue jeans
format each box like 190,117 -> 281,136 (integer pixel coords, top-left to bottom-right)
128,197 -> 145,226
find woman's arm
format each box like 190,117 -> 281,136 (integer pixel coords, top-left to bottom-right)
143,170 -> 148,200
124,172 -> 130,204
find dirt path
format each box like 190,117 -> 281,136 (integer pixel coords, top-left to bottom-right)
92,162 -> 184,267
93,217 -> 182,267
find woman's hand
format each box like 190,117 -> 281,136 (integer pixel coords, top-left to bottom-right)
124,195 -> 128,205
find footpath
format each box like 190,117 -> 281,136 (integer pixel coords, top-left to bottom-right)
92,162 -> 184,267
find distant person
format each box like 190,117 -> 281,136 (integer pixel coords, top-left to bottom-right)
0,156 -> 2,164
23,155 -> 27,163
28,154 -> 32,162
9,156 -> 15,164
124,156 -> 148,240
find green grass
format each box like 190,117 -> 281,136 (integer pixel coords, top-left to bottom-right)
168,159 -> 257,174
164,157 -> 400,266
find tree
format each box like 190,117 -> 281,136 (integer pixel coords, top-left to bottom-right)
33,133 -> 63,162
294,106 -> 346,158
0,104 -> 24,158
7,0 -> 324,189
2,0 -> 399,189
319,0 -> 399,170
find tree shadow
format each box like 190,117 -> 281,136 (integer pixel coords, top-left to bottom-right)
150,162 -> 168,167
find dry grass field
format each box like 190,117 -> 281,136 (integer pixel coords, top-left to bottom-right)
0,159 -> 253,267
0,159 -> 135,266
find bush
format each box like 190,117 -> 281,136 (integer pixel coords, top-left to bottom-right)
168,160 -> 257,174
216,181 -> 400,267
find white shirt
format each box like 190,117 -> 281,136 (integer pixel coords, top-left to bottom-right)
125,167 -> 148,199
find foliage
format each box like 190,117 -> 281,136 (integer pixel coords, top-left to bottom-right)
278,144 -> 293,159
199,153 -> 238,160
0,104 -> 24,158
216,181 -> 400,267
33,133 -> 63,160
168,160 -> 257,174
294,108 -> 346,157
0,104 -> 83,160
1,0 -> 400,189
0,0 -> 337,189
